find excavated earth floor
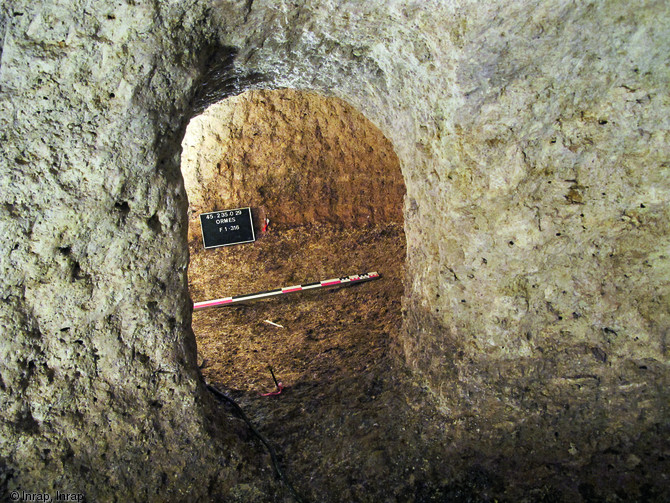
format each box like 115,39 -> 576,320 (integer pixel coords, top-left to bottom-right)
188,222 -> 464,502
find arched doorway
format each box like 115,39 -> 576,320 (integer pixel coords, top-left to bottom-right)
180,89 -> 415,499
181,89 -> 405,393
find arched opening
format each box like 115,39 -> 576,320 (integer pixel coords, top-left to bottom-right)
182,88 -> 405,386
180,88 -> 411,497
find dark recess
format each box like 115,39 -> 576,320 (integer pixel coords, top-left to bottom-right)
189,45 -> 265,117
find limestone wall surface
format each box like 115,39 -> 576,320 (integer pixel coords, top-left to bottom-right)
1,0 -> 668,500
0,0 -> 282,500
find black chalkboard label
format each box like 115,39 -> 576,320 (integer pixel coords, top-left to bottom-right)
200,207 -> 256,249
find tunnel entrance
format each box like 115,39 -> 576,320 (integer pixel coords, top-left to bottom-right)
179,90 -> 422,499
181,88 -> 406,395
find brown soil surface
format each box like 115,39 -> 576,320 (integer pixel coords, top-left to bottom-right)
188,222 -> 456,502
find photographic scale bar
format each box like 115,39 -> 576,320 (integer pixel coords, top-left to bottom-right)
193,272 -> 380,310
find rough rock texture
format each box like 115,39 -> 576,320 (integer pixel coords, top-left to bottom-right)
182,89 -> 404,232
1,0 -> 669,500
0,1 -> 285,501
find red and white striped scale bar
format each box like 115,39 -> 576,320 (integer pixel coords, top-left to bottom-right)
193,272 -> 380,310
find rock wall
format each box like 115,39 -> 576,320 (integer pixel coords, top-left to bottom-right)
399,0 -> 670,476
1,0 -> 668,500
181,89 -> 404,234
0,1 -> 282,500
